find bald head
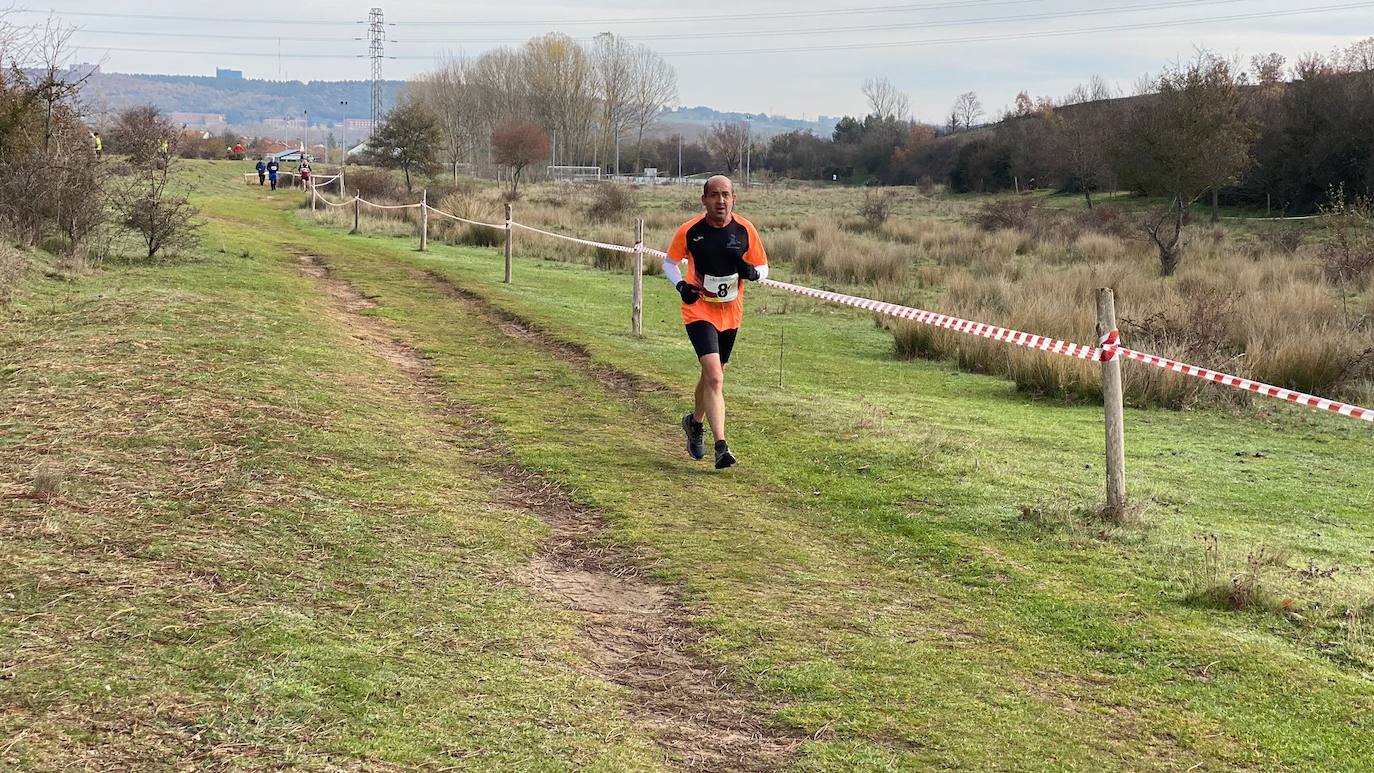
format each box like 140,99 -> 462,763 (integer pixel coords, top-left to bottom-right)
702,175 -> 733,197
701,175 -> 736,226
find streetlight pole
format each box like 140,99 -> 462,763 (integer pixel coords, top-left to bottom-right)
303,110 -> 309,159
339,100 -> 349,165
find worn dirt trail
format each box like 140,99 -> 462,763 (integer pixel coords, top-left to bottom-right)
297,255 -> 799,771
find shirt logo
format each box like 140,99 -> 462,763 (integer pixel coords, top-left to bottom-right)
692,236 -> 705,242
726,234 -> 743,250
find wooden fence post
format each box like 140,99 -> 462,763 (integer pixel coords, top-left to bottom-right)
338,172 -> 345,198
632,218 -> 644,336
310,183 -> 316,212
419,189 -> 428,251
1096,287 -> 1127,515
504,203 -> 513,284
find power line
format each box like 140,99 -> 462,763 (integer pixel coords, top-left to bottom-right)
650,1 -> 1374,57
12,7 -> 363,25
60,2 -> 1373,63
69,45 -> 365,59
400,0 -> 1259,44
393,0 -> 1057,26
54,28 -> 359,43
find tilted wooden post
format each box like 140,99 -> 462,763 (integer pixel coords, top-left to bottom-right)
352,197 -> 359,234
419,189 -> 429,251
1096,287 -> 1127,515
337,172 -> 345,198
632,218 -> 644,336
310,183 -> 317,212
504,202 -> 514,284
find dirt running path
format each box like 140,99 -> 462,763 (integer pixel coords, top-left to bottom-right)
297,255 -> 799,772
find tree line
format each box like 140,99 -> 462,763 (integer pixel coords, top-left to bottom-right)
371,32 -> 678,185
760,39 -> 1374,222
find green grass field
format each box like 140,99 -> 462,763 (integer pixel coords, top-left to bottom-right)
3,160 -> 1372,770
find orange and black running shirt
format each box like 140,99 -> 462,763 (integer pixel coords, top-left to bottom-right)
665,213 -> 768,332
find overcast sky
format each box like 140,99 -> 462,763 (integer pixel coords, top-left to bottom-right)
11,1 -> 1371,123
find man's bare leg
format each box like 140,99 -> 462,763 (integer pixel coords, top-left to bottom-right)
694,355 -> 726,442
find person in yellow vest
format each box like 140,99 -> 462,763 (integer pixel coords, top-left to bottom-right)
91,131 -> 102,160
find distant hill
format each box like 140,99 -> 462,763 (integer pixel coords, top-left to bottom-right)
657,106 -> 838,141
78,71 -> 839,140
79,72 -> 407,126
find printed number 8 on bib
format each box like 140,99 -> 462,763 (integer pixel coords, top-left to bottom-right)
701,272 -> 739,303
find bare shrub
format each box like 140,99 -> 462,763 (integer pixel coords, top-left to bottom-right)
586,183 -> 638,222
1318,190 -> 1374,292
971,199 -> 1034,232
112,157 -> 200,259
859,189 -> 896,229
345,168 -> 406,202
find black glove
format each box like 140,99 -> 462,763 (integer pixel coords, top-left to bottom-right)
676,280 -> 701,304
736,260 -> 760,282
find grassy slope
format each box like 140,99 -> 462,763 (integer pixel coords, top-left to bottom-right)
5,160 -> 1372,769
0,165 -> 662,769
301,168 -> 1374,770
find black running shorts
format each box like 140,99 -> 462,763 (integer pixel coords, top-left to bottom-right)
685,320 -> 738,364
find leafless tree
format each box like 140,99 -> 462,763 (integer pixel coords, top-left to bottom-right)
522,33 -> 597,164
862,76 -> 910,121
705,121 -> 746,173
409,56 -> 483,181
110,104 -> 176,167
109,110 -> 199,259
1250,52 -> 1286,86
952,91 -> 983,130
491,119 -> 549,197
628,44 -> 676,173
591,33 -> 635,173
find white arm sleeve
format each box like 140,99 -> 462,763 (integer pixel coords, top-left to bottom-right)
662,257 -> 684,286
754,264 -> 769,282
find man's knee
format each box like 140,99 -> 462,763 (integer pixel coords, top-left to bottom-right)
699,360 -> 724,390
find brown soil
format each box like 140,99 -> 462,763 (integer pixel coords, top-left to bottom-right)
297,255 -> 799,772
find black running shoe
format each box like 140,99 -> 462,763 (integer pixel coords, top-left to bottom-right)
714,440 -> 737,469
682,413 -> 705,460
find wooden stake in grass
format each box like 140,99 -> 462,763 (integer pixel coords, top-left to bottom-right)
419,189 -> 429,252
1097,287 -> 1127,516
632,217 -> 643,336
352,197 -> 359,234
504,202 -> 514,284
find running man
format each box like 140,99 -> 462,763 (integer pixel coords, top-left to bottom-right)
662,175 -> 768,469
266,158 -> 280,190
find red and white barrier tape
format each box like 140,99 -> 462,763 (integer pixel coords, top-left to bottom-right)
293,174 -> 1372,424
760,278 -> 1103,361
758,278 -> 1372,423
1116,346 -> 1371,422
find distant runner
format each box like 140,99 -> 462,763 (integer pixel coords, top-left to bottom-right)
663,175 -> 768,469
255,158 -> 266,185
266,158 -> 280,190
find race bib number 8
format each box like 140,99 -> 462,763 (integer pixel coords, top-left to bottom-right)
701,272 -> 739,303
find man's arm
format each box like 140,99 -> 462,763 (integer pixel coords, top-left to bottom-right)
738,220 -> 769,282
663,223 -> 701,303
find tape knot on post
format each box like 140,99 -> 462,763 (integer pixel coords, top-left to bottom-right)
1098,328 -> 1121,362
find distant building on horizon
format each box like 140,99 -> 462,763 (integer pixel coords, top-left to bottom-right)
216,68 -> 243,80
342,118 -> 375,133
169,112 -> 226,127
